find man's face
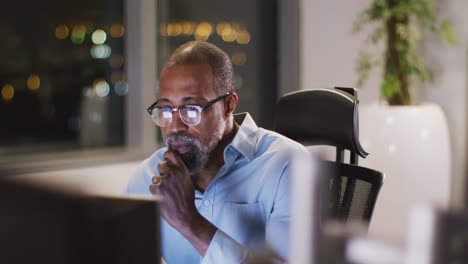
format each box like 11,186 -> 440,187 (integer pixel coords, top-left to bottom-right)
157,63 -> 226,174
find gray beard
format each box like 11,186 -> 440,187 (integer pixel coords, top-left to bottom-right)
164,127 -> 223,174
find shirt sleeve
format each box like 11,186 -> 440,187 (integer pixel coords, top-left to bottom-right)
201,163 -> 290,264
201,229 -> 249,264
125,158 -> 157,195
125,149 -> 168,195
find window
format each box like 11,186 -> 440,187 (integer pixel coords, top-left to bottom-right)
0,0 -> 126,156
156,0 -> 278,129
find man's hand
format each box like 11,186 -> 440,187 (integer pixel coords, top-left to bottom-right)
150,150 -> 198,229
149,150 -> 217,256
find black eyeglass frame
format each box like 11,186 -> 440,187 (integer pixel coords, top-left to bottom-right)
146,92 -> 233,126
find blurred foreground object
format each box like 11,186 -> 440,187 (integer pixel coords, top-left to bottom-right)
344,204 -> 468,264
0,178 -> 160,264
289,152 -> 384,264
289,152 -> 321,264
404,205 -> 468,264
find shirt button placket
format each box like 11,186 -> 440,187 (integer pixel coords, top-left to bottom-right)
202,184 -> 215,221
201,198 -> 213,221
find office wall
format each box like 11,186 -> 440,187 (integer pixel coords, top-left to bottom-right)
300,0 -> 468,240
299,0 -> 381,103
423,0 -> 468,209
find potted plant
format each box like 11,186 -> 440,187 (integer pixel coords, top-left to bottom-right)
353,0 -> 456,105
351,0 -> 456,242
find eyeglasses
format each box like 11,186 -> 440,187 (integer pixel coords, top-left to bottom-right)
147,92 -> 232,127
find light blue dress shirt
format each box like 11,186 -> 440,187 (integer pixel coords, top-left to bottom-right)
126,113 -> 308,264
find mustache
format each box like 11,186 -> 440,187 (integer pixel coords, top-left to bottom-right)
165,133 -> 198,147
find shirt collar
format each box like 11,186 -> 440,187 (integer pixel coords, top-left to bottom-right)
227,113 -> 258,161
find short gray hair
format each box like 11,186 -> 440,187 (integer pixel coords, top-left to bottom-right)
162,41 -> 234,95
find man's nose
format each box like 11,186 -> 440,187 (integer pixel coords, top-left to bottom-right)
169,111 -> 188,133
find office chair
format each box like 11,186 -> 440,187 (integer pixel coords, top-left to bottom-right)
320,160 -> 384,222
274,87 -> 384,224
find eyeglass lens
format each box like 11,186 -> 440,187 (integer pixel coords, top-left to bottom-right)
151,106 -> 201,127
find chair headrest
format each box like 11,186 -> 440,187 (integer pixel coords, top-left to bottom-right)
274,89 -> 368,158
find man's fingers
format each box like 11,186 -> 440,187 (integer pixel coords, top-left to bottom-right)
152,175 -> 164,186
158,162 -> 169,176
149,175 -> 167,194
149,183 -> 160,194
164,150 -> 187,170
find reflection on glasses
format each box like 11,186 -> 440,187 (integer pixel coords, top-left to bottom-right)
146,92 -> 232,127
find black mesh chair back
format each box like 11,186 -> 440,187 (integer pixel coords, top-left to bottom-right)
319,160 -> 384,222
274,87 -> 384,224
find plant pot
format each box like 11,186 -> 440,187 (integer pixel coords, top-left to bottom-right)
359,102 -> 451,242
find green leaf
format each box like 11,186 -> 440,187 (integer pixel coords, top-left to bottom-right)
369,26 -> 386,43
381,74 -> 401,98
438,20 -> 457,45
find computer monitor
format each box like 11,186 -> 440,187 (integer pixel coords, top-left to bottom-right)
0,179 -> 160,264
288,152 -> 323,264
289,152 -> 340,264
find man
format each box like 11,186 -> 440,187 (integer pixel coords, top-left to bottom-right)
126,41 -> 308,263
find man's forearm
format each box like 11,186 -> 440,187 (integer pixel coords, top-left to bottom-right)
176,213 -> 217,256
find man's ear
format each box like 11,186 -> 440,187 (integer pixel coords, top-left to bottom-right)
225,92 -> 238,117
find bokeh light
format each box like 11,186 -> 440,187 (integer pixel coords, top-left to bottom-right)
55,24 -> 69,39
195,22 -> 212,41
221,25 -> 237,42
90,44 -> 112,59
27,74 -> 40,91
109,54 -> 124,68
236,30 -> 251,44
231,52 -> 247,65
1,84 -> 14,101
82,86 -> 94,97
181,22 -> 196,35
234,74 -> 244,90
94,79 -> 110,97
110,24 -> 125,38
114,81 -> 128,96
91,29 -> 107,44
167,23 -> 182,37
160,23 -> 168,36
216,22 -> 229,35
88,112 -> 102,124
71,24 -> 86,44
